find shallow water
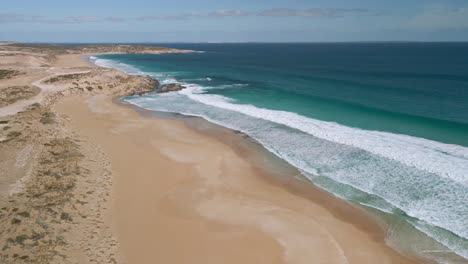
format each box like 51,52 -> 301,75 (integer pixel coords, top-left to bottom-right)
92,43 -> 468,263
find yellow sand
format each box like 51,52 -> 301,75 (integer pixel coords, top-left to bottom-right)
55,94 -> 419,264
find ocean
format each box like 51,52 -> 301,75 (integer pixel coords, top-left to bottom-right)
91,43 -> 468,263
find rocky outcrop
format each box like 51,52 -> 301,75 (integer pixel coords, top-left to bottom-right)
157,83 -> 186,93
126,76 -> 159,96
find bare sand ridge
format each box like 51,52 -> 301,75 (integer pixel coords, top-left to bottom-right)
0,43 -> 425,263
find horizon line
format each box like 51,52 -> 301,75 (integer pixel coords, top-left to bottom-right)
4,40 -> 468,44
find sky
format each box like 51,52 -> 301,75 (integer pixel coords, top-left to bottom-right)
1,0 -> 468,42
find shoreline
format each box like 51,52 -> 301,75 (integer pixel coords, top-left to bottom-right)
0,43 -> 434,263
115,93 -> 430,263
118,98 -> 392,230
56,94 -> 423,264
119,94 -> 457,264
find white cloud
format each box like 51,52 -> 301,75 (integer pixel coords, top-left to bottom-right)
406,4 -> 468,30
137,9 -> 250,21
258,8 -> 369,18
0,14 -> 124,24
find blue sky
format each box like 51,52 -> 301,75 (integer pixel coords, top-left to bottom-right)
1,0 -> 468,42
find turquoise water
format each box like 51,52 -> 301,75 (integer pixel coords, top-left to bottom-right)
92,43 -> 468,263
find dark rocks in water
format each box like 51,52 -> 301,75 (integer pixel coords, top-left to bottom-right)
157,83 -> 186,93
127,77 -> 159,96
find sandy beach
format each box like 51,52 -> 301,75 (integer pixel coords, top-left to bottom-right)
0,43 -> 424,263
56,94 -> 422,264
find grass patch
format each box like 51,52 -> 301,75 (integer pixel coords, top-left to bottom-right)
44,73 -> 85,83
28,102 -> 41,110
0,69 -> 19,79
2,131 -> 22,143
40,111 -> 56,124
17,211 -> 30,218
31,232 -> 45,241
0,86 -> 40,107
60,212 -> 72,222
14,235 -> 29,244
7,131 -> 21,140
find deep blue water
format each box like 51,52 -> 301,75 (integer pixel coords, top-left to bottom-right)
92,43 -> 468,263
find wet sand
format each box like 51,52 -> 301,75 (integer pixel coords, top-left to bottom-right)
55,94 -> 421,264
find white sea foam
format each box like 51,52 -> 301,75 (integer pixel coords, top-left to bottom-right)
92,57 -> 144,76
179,86 -> 468,185
125,85 -> 468,258
95,56 -> 468,260
160,78 -> 178,85
144,92 -> 468,259
169,86 -> 468,259
92,58 -> 113,68
181,77 -> 212,82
